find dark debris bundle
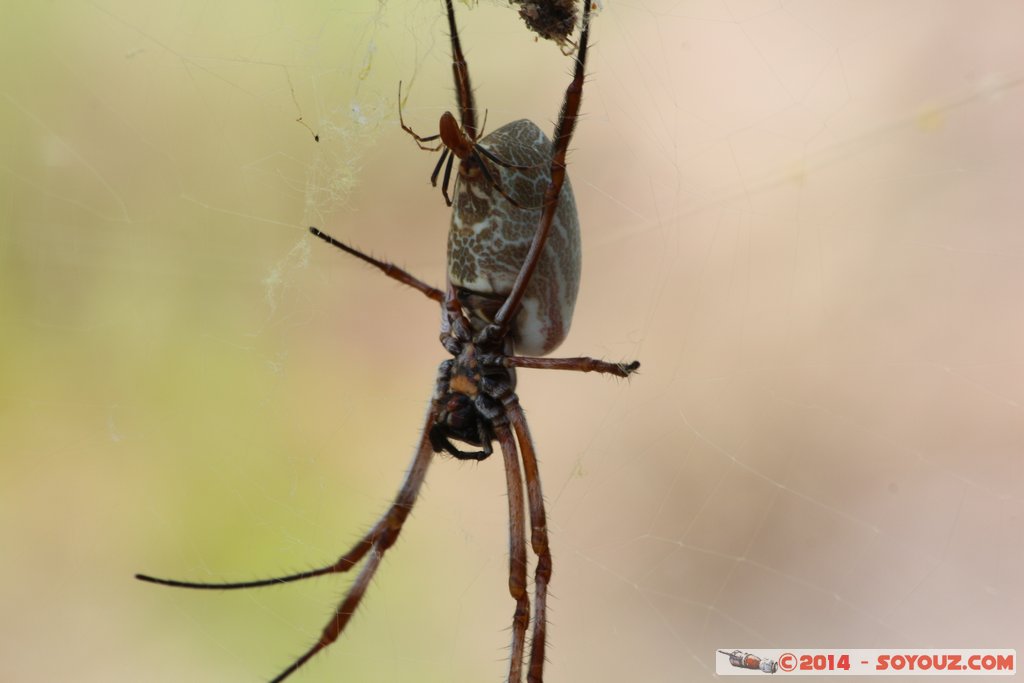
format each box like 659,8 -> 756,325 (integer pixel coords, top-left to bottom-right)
511,0 -> 579,46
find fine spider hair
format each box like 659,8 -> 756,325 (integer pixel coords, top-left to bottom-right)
136,1 -> 638,681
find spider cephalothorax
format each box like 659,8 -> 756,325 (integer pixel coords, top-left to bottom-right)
137,2 -> 639,682
429,340 -> 513,460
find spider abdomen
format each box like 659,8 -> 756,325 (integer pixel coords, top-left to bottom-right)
448,119 -> 581,356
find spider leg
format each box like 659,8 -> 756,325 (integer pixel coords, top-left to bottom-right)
495,421 -> 529,683
309,227 -> 443,302
135,494 -> 394,591
135,557 -> 362,590
440,150 -> 457,207
441,282 -> 475,350
505,355 -> 641,378
489,0 -> 592,340
475,151 -> 526,209
398,81 -> 444,151
137,406 -> 440,682
479,107 -> 489,137
444,0 -> 477,140
268,545 -> 386,683
504,398 -> 551,683
270,409 -> 441,682
476,143 -> 533,171
431,147 -> 451,187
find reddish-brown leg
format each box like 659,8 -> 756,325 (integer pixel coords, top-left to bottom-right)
505,355 -> 640,378
398,80 -> 445,151
495,422 -> 530,683
504,398 -> 553,683
491,0 -> 592,336
444,0 -> 477,139
309,227 -> 443,303
137,407 -> 441,683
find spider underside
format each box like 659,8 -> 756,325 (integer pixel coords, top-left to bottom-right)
136,2 -> 639,682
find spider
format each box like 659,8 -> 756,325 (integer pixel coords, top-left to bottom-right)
136,1 -> 638,681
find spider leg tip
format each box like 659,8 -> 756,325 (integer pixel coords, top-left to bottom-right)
135,572 -> 165,585
621,359 -> 641,377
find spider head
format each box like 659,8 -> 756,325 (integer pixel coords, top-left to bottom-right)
428,345 -> 512,461
430,391 -> 494,461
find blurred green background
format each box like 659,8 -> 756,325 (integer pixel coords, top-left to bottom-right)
2,1 -> 1023,682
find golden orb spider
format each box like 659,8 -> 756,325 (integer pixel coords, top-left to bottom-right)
136,1 -> 638,681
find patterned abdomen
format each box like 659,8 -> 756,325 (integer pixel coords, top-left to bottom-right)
448,119 -> 581,356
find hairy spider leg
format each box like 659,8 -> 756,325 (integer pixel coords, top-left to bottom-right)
445,0 -> 477,139
398,81 -> 444,151
505,401 -> 551,683
466,3 -> 593,680
488,2 -> 593,343
137,405 -> 441,683
499,354 -> 640,377
309,227 -> 443,302
495,421 -> 529,683
308,226 -> 640,379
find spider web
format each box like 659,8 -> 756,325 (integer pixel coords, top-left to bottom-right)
2,1 -> 1023,682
